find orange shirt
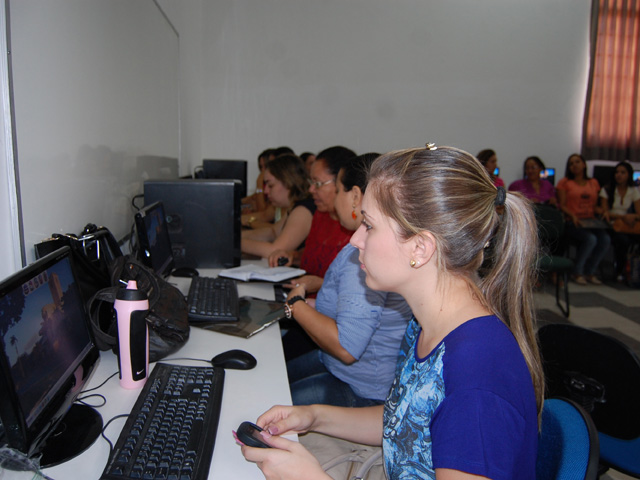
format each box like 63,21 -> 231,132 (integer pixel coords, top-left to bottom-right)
556,177 -> 600,219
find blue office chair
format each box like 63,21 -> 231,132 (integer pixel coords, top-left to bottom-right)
538,324 -> 640,478
536,398 -> 600,480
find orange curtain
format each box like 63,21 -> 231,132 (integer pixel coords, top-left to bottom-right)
583,0 -> 640,162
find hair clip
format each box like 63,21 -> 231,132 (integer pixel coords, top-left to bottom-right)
425,142 -> 437,150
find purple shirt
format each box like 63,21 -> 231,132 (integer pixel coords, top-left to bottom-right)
509,179 -> 555,204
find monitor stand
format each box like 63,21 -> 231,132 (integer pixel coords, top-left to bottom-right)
39,403 -> 103,468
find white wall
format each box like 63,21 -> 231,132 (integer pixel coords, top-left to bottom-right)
10,0 -> 180,264
188,0 -> 591,189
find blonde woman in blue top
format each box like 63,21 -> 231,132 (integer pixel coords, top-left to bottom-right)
240,145 -> 543,480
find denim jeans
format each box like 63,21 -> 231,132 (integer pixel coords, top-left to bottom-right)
565,224 -> 612,276
287,350 -> 384,407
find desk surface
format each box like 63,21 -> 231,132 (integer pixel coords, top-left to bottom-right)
27,272 -> 289,480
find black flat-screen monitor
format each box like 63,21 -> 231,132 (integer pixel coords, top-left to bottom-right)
144,179 -> 242,269
201,159 -> 248,197
0,246 -> 102,467
135,201 -> 175,277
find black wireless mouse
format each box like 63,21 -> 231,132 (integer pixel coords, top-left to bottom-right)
211,349 -> 257,370
171,267 -> 200,278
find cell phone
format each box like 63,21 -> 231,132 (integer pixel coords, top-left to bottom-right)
236,421 -> 272,448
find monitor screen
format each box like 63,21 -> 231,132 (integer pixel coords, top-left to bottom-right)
0,246 -> 101,467
135,201 -> 175,277
201,159 -> 248,197
634,171 -> 640,186
144,179 -> 242,269
541,168 -> 556,186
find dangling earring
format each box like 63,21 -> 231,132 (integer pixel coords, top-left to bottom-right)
352,205 -> 357,220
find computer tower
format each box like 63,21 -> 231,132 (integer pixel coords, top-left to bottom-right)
143,179 -> 242,269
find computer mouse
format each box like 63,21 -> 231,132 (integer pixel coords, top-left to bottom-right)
211,349 -> 257,370
171,267 -> 200,278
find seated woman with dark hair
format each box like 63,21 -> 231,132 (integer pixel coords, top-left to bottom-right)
477,148 -> 504,187
509,156 -> 556,205
599,161 -> 640,281
269,145 -> 356,293
557,153 -> 611,285
241,154 -> 315,259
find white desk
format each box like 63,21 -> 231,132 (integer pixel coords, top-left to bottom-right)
31,274 -> 291,480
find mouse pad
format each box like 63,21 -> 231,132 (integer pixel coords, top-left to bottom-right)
195,296 -> 285,338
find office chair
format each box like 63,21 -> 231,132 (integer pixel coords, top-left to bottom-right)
536,398 -> 600,480
538,324 -> 640,477
535,205 -> 574,317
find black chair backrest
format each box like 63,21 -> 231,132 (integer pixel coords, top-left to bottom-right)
535,205 -> 566,256
538,324 -> 640,440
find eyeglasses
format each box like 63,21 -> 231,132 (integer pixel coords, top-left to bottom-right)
308,178 -> 335,189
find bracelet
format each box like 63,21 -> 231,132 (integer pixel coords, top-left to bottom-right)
284,296 -> 305,319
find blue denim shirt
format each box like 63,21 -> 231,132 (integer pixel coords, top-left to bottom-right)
315,244 -> 412,400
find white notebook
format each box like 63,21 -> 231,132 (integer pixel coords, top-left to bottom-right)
218,264 -> 306,282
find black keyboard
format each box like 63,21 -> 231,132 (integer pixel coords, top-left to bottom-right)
100,363 -> 225,480
186,276 -> 239,322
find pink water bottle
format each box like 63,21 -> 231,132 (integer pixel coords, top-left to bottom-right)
114,280 -> 149,389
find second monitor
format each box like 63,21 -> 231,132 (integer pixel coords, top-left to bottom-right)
200,159 -> 248,198
144,179 -> 242,269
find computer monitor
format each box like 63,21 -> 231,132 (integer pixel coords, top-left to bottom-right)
541,168 -> 556,186
144,179 -> 242,269
0,246 -> 102,467
201,159 -> 248,198
634,171 -> 640,186
135,201 -> 175,277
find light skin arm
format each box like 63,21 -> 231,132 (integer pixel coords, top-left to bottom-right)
240,404 -> 383,480
242,206 -> 313,259
286,286 -> 356,364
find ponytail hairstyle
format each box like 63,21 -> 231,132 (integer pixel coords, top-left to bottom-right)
368,146 -> 544,419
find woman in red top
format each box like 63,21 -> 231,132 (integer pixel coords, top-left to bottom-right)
269,146 -> 355,291
556,153 -> 611,285
272,146 -> 355,361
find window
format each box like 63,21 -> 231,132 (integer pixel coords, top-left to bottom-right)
582,0 -> 640,162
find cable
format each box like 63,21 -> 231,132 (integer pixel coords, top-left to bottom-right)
100,414 -> 130,458
79,371 -> 119,395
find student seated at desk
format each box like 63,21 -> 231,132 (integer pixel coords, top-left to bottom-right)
241,154 -> 315,259
241,145 -> 543,480
284,154 -> 412,407
269,146 -> 356,293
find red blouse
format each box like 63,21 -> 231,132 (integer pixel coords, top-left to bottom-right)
299,211 -> 352,278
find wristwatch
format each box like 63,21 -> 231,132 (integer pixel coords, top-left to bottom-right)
284,295 -> 305,319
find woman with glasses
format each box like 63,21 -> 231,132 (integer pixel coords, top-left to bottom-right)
271,145 -> 356,361
269,146 -> 356,290
241,154 -> 315,259
284,153 -> 411,408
